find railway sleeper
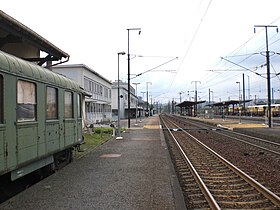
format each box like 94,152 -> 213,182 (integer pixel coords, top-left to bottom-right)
180,175 -> 193,180
181,182 -> 199,188
211,187 -> 255,194
203,175 -> 239,180
209,182 -> 252,190
187,193 -> 205,199
215,193 -> 270,200
183,188 -> 202,194
190,199 -> 209,206
199,168 -> 231,174
219,199 -> 276,208
203,178 -> 246,184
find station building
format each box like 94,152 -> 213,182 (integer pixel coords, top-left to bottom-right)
0,10 -> 139,126
111,80 -> 138,120
53,64 -> 112,125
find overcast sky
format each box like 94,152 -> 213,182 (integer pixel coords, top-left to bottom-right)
2,0 -> 280,103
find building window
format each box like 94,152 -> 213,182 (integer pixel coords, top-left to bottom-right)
17,80 -> 36,122
46,87 -> 58,120
84,78 -> 90,91
0,75 -> 3,123
85,102 -> 90,113
65,91 -> 73,118
100,86 -> 103,96
104,87 -> 108,98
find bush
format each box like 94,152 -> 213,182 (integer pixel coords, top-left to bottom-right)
83,128 -> 112,146
93,127 -> 113,134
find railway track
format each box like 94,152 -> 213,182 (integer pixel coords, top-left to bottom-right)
160,114 -> 280,209
171,114 -> 280,156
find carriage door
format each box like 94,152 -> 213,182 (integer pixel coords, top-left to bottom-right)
0,75 -> 5,172
64,91 -> 76,146
16,80 -> 38,164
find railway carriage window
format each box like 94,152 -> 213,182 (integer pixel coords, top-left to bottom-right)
77,94 -> 81,118
0,75 -> 3,123
17,80 -> 36,122
46,87 -> 58,120
64,91 -> 73,118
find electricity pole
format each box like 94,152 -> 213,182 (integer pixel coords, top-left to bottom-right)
254,25 -> 278,128
243,73 -> 246,115
146,82 -> 152,117
191,81 -> 201,117
141,91 -> 145,120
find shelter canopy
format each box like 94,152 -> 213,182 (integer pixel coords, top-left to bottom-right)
0,10 -> 69,66
176,100 -> 206,107
210,99 -> 252,107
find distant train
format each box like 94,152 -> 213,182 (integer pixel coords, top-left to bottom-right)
246,104 -> 280,117
0,50 -> 84,181
213,103 -> 280,118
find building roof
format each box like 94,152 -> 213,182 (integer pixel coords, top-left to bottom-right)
53,64 -> 112,85
0,10 -> 69,66
176,100 -> 206,107
210,99 -> 252,107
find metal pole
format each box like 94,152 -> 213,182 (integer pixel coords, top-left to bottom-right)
146,82 -> 148,117
150,95 -> 152,116
191,81 -> 201,117
146,82 -> 152,117
117,52 -> 125,139
265,27 -> 272,127
254,25 -> 278,128
141,91 -> 145,121
132,82 -> 140,125
127,28 -> 141,128
118,54 -> 121,137
209,88 -> 211,104
243,73 -> 246,115
247,75 -> 250,105
127,29 -> 131,128
265,26 -> 272,127
236,81 -> 241,124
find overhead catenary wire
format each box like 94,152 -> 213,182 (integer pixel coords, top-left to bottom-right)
168,0 -> 213,89
131,57 -> 178,79
162,4 -> 280,103
220,57 -> 266,78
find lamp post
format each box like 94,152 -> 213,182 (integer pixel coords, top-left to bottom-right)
141,91 -> 145,120
236,81 -> 241,124
127,28 -> 141,128
210,90 -> 214,118
146,82 -> 152,117
117,51 -> 126,140
132,82 -> 140,125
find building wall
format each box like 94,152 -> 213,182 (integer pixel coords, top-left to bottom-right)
111,81 -> 137,119
53,64 -> 112,125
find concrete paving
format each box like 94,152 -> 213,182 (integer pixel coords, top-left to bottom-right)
1,115 -> 186,210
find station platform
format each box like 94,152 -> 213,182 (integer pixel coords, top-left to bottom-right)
189,116 -> 268,130
184,115 -> 280,141
1,115 -> 186,210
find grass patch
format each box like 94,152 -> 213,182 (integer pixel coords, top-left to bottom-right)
83,128 -> 113,146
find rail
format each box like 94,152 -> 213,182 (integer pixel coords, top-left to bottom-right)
160,114 -> 280,209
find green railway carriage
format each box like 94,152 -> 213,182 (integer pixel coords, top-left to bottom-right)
0,50 -> 83,180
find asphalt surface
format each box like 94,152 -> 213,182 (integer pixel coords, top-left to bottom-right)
0,115 -> 186,210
